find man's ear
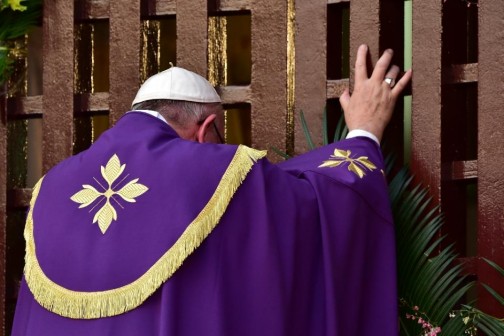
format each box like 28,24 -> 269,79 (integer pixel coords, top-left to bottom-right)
196,114 -> 217,143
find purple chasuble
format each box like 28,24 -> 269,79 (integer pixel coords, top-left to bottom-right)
12,112 -> 397,335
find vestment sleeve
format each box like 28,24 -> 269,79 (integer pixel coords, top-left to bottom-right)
277,136 -> 397,335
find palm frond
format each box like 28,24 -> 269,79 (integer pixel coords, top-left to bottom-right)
442,314 -> 471,335
390,157 -> 476,333
299,109 -> 315,150
269,146 -> 290,160
445,306 -> 504,335
482,284 -> 504,306
322,107 -> 328,146
333,111 -> 348,142
476,310 -> 504,334
384,152 -> 396,176
481,258 -> 504,306
483,258 -> 504,277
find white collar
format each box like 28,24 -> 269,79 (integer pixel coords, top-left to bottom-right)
129,110 -> 168,124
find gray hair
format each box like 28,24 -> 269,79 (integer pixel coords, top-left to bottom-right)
132,99 -> 222,128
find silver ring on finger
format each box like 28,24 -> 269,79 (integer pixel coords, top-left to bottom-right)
384,77 -> 395,88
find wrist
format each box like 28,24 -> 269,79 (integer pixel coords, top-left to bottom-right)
346,129 -> 380,144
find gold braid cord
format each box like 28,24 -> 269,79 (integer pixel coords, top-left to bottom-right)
24,145 -> 267,319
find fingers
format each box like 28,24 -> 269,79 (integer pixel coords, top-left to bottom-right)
383,65 -> 400,88
339,88 -> 350,111
392,69 -> 412,97
354,44 -> 369,83
350,44 -> 412,98
371,49 -> 394,81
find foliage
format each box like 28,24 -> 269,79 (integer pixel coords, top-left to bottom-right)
392,169 -> 486,335
1,0 -> 26,12
280,109 -> 504,335
0,0 -> 42,84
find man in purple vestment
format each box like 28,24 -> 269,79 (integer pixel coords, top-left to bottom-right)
12,45 -> 411,335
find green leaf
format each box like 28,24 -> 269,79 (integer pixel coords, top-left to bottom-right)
299,109 -> 315,150
0,0 -> 42,40
482,284 -> 504,306
398,318 -> 413,336
433,280 -> 473,322
270,146 -> 290,160
477,312 -> 504,334
333,112 -> 348,142
441,314 -> 469,335
483,258 -> 504,277
0,0 -> 42,84
7,0 -> 28,11
322,106 -> 328,146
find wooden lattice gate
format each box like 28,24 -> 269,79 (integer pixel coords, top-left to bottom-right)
0,0 -> 503,333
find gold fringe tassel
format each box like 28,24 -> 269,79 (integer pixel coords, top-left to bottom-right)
24,145 -> 267,319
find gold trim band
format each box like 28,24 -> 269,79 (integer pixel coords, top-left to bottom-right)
24,145 -> 266,319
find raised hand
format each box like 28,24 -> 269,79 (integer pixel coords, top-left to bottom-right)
339,44 -> 412,143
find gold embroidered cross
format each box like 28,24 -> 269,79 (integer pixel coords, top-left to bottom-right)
318,148 -> 377,178
70,154 -> 149,234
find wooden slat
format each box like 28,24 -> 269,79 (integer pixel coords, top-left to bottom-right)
219,0 -> 251,12
42,0 -> 74,172
77,92 -> 109,113
151,0 -> 176,16
251,0 -> 288,154
295,0 -> 326,153
15,96 -> 41,116
9,93 -> 110,117
81,0 -> 255,19
6,96 -> 42,117
146,0 -> 254,17
77,0 -> 109,20
443,63 -> 478,84
477,0 -> 504,317
109,0 -> 141,123
218,85 -> 251,105
328,0 -> 350,3
154,0 -> 252,16
443,160 -> 477,181
349,0 -> 380,90
176,0 -> 208,76
326,79 -> 349,100
411,1 -> 443,205
17,96 -> 42,115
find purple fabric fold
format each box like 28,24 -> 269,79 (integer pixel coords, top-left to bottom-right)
13,112 -> 396,336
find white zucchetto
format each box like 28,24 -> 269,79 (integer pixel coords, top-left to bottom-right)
132,67 -> 221,107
